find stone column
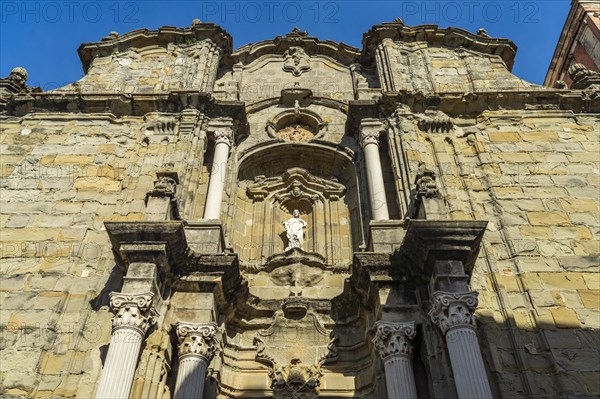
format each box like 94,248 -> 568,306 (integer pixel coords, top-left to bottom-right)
429,291 -> 493,399
173,322 -> 218,399
96,292 -> 158,399
372,321 -> 418,399
360,119 -> 389,220
203,123 -> 233,220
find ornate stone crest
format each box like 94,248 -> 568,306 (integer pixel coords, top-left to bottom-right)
276,124 -> 315,142
254,310 -> 338,398
283,47 -> 311,77
414,162 -> 440,199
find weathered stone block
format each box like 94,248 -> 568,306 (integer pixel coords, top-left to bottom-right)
550,308 -> 582,328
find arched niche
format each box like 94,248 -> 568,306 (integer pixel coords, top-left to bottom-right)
232,143 -> 364,267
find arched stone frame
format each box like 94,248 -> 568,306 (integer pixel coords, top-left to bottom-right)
230,142 -> 366,267
265,108 -> 328,142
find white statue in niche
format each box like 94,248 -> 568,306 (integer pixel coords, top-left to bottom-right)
283,209 -> 307,251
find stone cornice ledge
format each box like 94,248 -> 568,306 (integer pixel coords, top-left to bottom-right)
104,221 -> 189,276
4,91 -> 247,121
395,219 -> 487,278
78,23 -> 232,73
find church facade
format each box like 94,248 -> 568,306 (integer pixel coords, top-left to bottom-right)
1,19 -> 599,398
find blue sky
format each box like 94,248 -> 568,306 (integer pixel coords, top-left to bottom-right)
1,1 -> 570,90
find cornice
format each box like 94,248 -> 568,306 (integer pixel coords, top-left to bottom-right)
77,23 -> 232,73
362,23 -> 517,70
231,29 -> 361,67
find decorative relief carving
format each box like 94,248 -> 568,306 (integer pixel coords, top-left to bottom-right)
253,310 -> 338,399
276,124 -> 315,142
417,109 -> 453,133
372,321 -> 416,360
429,291 -> 479,334
414,162 -> 440,199
143,115 -> 178,144
176,322 -> 219,362
283,47 -> 311,77
109,292 -> 158,334
246,168 -> 345,208
148,175 -> 178,198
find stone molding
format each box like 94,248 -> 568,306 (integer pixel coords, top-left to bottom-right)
372,321 -> 416,360
176,322 -> 219,362
109,292 -> 158,335
429,291 -> 479,334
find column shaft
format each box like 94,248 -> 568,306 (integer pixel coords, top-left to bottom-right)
446,327 -> 493,399
363,142 -> 390,220
95,292 -> 157,399
204,141 -> 230,220
174,356 -> 209,399
383,355 -> 418,399
96,328 -> 143,399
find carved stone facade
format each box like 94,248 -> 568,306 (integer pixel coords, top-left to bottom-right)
0,18 -> 598,399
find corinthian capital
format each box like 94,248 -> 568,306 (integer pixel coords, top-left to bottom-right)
176,322 -> 219,362
109,292 -> 158,335
372,321 -> 416,360
360,119 -> 387,147
429,291 -> 479,334
208,118 -> 234,146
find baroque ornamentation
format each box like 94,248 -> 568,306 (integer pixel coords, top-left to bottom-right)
149,176 -> 177,198
276,124 -> 315,142
414,163 -> 440,199
109,292 -> 158,334
372,321 -> 416,360
254,311 -> 339,398
246,168 -> 345,207
568,63 -> 600,90
429,291 -> 479,334
283,47 -> 311,77
417,109 -> 453,133
176,322 -> 219,362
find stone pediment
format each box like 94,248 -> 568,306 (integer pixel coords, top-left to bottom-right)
247,168 -> 345,207
232,28 -> 360,67
77,23 -> 232,73
362,22 -> 517,70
